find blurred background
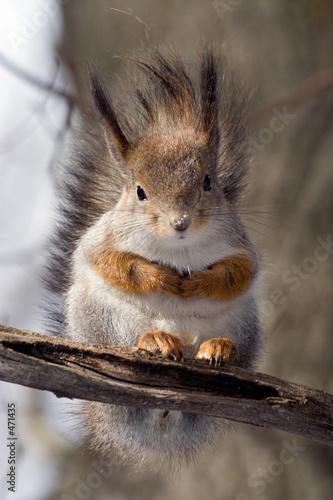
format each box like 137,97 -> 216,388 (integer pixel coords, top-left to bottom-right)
0,0 -> 333,499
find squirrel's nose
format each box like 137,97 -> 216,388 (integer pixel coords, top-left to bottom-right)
170,212 -> 191,232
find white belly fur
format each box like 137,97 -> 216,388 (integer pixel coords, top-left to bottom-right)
67,262 -> 255,355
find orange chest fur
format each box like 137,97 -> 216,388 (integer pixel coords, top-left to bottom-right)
91,243 -> 257,301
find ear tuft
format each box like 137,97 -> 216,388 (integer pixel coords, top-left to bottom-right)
90,72 -> 129,159
200,47 -> 219,151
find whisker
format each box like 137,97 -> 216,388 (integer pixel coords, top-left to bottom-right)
238,218 -> 278,233
243,225 -> 275,241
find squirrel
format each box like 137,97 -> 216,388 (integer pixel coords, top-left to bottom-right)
45,47 -> 263,470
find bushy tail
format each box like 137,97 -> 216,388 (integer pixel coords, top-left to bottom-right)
43,125 -> 123,335
85,402 -> 230,473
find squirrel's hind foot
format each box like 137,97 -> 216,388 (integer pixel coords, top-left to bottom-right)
138,330 -> 184,361
195,337 -> 237,366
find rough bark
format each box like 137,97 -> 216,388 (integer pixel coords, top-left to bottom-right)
0,324 -> 332,447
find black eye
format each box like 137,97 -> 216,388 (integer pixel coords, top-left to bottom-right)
137,186 -> 148,201
203,175 -> 211,192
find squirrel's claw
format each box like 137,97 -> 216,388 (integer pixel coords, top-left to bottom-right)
138,330 -> 184,361
195,337 -> 237,366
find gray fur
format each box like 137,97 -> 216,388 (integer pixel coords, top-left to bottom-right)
46,48 -> 263,471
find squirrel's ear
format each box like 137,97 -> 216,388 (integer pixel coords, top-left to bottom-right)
90,72 -> 129,161
200,48 -> 219,152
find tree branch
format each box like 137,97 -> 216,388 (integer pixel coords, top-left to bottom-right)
0,51 -> 78,106
0,324 -> 332,447
248,66 -> 333,124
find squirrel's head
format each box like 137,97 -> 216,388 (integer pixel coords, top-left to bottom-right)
121,128 -> 221,240
91,48 -> 249,242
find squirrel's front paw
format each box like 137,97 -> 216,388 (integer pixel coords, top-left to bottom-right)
195,337 -> 237,366
138,330 -> 184,361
